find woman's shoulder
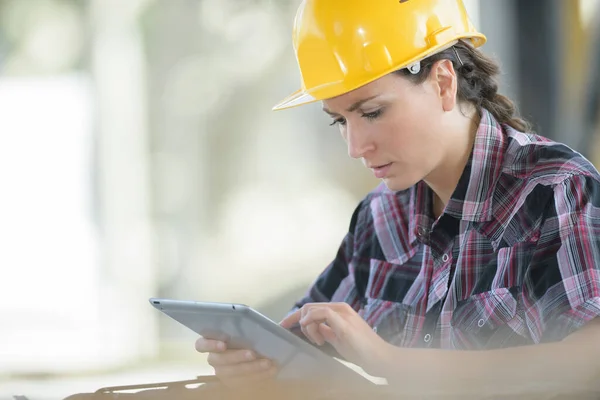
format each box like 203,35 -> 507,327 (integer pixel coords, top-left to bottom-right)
488,126 -> 600,239
502,125 -> 600,185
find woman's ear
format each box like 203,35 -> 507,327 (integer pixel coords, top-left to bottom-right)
430,59 -> 458,112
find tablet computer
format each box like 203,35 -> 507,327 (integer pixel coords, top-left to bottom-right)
149,298 -> 370,383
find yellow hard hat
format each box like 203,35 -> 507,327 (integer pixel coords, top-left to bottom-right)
273,0 -> 486,111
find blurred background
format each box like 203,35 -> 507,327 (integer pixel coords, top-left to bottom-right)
0,0 -> 599,398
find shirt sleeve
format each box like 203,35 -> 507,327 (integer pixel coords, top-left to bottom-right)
525,174 -> 600,343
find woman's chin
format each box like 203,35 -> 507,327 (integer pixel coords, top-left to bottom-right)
381,176 -> 418,192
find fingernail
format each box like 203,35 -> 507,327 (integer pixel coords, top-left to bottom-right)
261,360 -> 270,369
216,341 -> 225,351
245,351 -> 254,360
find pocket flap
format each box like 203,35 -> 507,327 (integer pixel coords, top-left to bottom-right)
451,288 -> 518,332
360,298 -> 411,346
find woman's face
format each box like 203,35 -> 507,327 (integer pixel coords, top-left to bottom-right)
322,67 -> 455,192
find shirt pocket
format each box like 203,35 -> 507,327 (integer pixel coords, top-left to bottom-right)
359,297 -> 412,347
450,287 -> 531,350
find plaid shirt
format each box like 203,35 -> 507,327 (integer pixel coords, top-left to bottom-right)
292,109 -> 600,350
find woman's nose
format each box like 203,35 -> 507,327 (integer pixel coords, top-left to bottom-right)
345,125 -> 374,159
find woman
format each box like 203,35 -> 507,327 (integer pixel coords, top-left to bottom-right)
196,0 -> 600,396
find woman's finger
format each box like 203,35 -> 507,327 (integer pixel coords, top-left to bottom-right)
207,349 -> 256,367
300,323 -> 314,344
303,321 -> 325,345
195,337 -> 226,353
300,306 -> 346,336
279,309 -> 302,328
317,322 -> 337,343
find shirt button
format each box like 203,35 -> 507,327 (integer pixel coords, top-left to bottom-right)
423,333 -> 432,343
477,319 -> 485,328
373,326 -> 378,334
442,254 -> 450,262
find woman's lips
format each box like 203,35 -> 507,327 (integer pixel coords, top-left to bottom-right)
371,163 -> 392,178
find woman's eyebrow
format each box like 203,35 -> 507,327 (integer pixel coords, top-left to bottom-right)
322,95 -> 380,115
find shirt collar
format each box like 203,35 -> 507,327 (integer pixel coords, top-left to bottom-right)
445,109 -> 506,222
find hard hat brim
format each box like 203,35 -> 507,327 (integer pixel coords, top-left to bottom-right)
272,89 -> 319,111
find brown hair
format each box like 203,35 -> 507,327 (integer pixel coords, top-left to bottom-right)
395,40 -> 532,132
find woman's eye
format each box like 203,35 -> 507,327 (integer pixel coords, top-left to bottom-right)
329,109 -> 382,126
330,118 -> 346,126
362,109 -> 382,120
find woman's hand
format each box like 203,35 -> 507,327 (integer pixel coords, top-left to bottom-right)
280,302 -> 391,375
195,337 -> 278,387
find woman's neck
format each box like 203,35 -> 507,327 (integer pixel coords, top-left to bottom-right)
426,110 -> 480,219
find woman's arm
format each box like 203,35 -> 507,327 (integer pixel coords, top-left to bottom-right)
282,303 -> 600,398
378,318 -> 600,398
